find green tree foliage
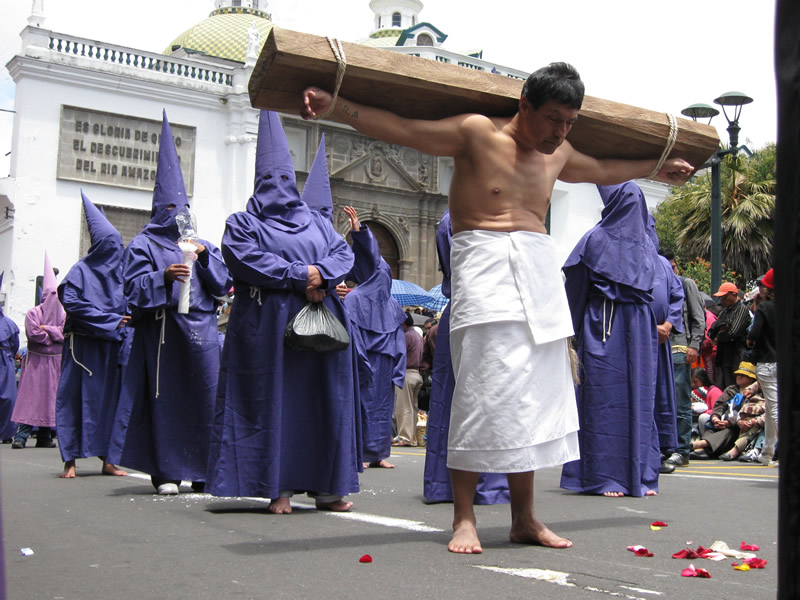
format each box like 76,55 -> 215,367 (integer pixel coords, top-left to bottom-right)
653,143 -> 776,286
675,257 -> 738,296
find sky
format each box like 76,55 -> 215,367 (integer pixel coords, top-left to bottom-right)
0,0 -> 777,175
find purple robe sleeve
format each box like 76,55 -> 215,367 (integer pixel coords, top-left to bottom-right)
312,220 -> 355,291
60,279 -> 124,341
0,319 -> 20,354
25,310 -> 64,346
666,271 -> 685,333
222,213 -> 310,293
123,240 -> 170,310
563,263 -> 589,336
192,240 -> 232,298
349,228 -> 380,285
391,327 -> 407,388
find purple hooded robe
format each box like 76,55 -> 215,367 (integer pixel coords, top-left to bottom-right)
302,134 -> 377,464
107,111 -> 231,483
55,191 -> 129,462
344,233 -> 407,464
205,111 -> 359,500
0,273 -> 20,440
12,253 -> 65,428
423,210 -> 510,504
649,221 -> 684,451
560,182 -> 662,496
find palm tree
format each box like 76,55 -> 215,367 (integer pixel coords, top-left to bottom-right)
655,144 -> 775,285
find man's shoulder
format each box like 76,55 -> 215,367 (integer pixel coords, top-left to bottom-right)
680,276 -> 701,294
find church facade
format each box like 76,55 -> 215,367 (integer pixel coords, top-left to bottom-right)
0,0 -> 668,331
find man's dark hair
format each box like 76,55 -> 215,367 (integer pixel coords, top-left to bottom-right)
660,248 -> 675,261
522,62 -> 584,110
404,312 -> 414,327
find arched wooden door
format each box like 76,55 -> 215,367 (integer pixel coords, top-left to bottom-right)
347,220 -> 400,279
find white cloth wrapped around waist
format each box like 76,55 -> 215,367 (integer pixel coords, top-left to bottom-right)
449,230 -> 573,344
445,230 -> 579,473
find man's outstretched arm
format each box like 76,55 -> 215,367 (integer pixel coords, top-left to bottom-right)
558,142 -> 694,186
302,87 -> 475,158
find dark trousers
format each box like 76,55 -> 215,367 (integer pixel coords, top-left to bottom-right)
14,424 -> 54,444
672,353 -> 693,456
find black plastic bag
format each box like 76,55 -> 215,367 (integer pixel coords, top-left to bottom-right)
284,302 -> 350,352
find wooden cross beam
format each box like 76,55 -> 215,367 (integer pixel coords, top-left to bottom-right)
249,28 -> 720,176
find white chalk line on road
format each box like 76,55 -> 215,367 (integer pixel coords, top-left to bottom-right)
324,510 -> 445,532
666,473 -> 775,483
125,472 -> 446,533
475,566 -> 662,599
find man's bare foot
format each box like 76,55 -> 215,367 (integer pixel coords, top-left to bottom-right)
60,460 -> 76,479
268,497 -> 292,514
509,518 -> 572,548
367,459 -> 395,469
449,520 -> 483,554
602,491 -> 625,497
102,461 -> 128,476
645,490 -> 658,496
315,499 -> 353,512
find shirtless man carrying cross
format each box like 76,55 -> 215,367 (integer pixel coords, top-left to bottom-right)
302,62 -> 692,554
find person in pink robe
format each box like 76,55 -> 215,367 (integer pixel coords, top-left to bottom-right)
11,252 -> 66,449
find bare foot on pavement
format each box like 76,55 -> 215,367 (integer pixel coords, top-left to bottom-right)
449,520 -> 483,554
509,518 -> 572,548
268,497 -> 293,514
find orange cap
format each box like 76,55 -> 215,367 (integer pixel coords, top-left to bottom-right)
713,282 -> 739,297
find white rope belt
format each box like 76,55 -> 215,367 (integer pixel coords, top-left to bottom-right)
249,286 -> 263,306
154,309 -> 166,398
66,332 -> 93,376
602,298 -> 615,343
24,348 -> 61,369
314,37 -> 347,121
650,113 -> 679,178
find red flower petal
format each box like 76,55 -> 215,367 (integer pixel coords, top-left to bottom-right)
745,558 -> 767,569
695,568 -> 712,578
740,541 -> 760,551
672,549 -> 700,559
681,565 -> 697,577
359,554 -> 373,563
626,545 -> 654,557
650,521 -> 668,527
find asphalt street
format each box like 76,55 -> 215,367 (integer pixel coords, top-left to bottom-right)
2,444 -> 778,600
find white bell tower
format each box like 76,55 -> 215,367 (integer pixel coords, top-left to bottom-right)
369,0 -> 423,34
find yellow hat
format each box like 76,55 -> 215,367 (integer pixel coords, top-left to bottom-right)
733,362 -> 756,378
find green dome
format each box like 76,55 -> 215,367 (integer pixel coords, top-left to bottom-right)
165,7 -> 273,63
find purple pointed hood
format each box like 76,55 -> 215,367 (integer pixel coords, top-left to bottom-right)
563,181 -> 657,291
246,111 -> 310,232
82,189 -> 124,272
143,110 -> 189,241
0,271 -> 4,318
40,251 -> 65,323
59,190 -> 126,315
302,133 -> 333,222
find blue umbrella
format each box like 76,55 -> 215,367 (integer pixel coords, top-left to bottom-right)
427,284 -> 449,312
391,279 -> 434,308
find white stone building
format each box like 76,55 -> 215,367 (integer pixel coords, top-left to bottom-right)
0,0 -> 669,336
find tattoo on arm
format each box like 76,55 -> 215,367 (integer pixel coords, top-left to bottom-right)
341,104 -> 359,120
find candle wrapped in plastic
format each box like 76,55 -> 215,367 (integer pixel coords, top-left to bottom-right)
175,207 -> 199,314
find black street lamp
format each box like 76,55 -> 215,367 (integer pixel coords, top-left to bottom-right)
681,92 -> 753,293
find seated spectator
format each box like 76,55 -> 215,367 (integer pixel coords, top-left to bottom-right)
690,361 -> 765,461
690,367 -> 723,416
